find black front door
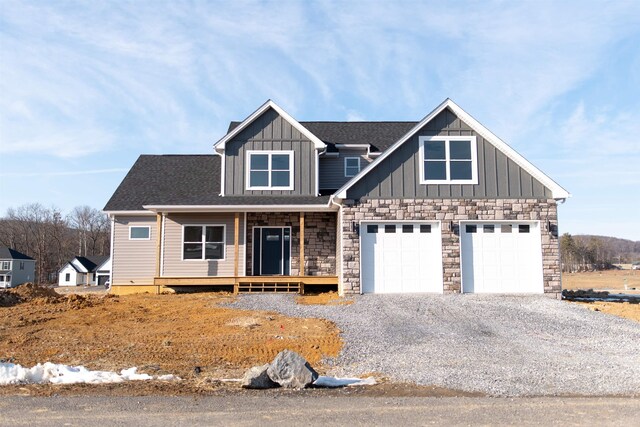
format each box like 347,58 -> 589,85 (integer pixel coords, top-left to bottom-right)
253,227 -> 291,276
261,228 -> 283,275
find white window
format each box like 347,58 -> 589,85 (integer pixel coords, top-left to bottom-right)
0,261 -> 10,270
419,136 -> 478,184
65,273 -> 70,282
344,157 -> 361,177
246,150 -> 294,190
129,226 -> 151,240
183,225 -> 225,260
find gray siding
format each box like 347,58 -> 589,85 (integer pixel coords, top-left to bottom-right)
2,260 -> 35,286
225,107 -> 317,196
162,213 -> 245,277
319,149 -> 372,190
347,108 -> 553,199
112,216 -> 157,285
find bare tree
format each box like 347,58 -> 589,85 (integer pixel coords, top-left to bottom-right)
67,206 -> 110,257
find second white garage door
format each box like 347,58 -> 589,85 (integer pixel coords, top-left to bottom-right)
460,222 -> 543,293
361,222 -> 443,293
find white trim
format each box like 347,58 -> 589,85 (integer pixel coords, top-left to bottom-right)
160,213 -> 166,277
143,204 -> 337,213
418,136 -> 478,185
336,98 -> 570,200
109,216 -> 114,286
181,224 -> 226,262
251,226 -> 292,276
129,226 -> 151,240
245,150 -> 295,191
215,150 -> 225,197
344,156 -> 361,178
214,100 -> 326,151
104,210 -> 153,216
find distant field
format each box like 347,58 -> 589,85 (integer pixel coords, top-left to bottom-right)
562,269 -> 640,291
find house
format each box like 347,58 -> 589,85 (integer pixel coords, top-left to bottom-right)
0,247 -> 35,288
58,255 -> 110,287
104,99 -> 569,297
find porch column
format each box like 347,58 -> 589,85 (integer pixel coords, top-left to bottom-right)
155,213 -> 163,277
234,212 -> 240,276
299,212 -> 305,276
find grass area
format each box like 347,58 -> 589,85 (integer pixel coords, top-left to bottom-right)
562,269 -> 640,291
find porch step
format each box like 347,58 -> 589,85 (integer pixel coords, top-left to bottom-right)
237,281 -> 301,293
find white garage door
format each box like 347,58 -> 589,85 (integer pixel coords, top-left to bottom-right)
461,222 -> 543,293
361,222 -> 443,293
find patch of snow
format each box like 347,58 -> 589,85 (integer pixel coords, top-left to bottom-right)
0,362 -> 180,385
313,376 -> 377,388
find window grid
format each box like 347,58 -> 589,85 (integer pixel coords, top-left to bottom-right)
247,151 -> 294,190
183,225 -> 225,260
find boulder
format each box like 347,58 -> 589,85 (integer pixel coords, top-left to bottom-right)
241,364 -> 279,389
267,350 -> 318,389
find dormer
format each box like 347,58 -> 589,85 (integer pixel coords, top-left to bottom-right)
214,100 -> 325,197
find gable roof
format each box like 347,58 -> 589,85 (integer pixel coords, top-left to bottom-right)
214,100 -> 326,152
335,98 -> 571,200
75,255 -> 109,273
0,247 -> 34,260
228,121 -> 417,153
104,155 -> 331,211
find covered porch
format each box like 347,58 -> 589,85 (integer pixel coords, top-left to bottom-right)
146,206 -> 339,294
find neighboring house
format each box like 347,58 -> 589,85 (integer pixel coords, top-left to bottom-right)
104,99 -> 569,297
0,247 -> 35,288
58,255 -> 110,287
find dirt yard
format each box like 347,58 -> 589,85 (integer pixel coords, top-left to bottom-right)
0,285 -> 342,382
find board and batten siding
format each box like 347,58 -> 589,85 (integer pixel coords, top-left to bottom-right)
319,149 -> 372,190
347,108 -> 553,200
112,216 -> 157,285
224,107 -> 317,196
162,213 -> 245,277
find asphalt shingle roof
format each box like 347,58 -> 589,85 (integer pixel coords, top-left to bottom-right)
0,247 -> 34,260
228,121 -> 418,152
75,255 -> 109,272
104,155 -> 330,211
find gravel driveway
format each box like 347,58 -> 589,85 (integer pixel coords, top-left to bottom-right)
229,294 -> 640,396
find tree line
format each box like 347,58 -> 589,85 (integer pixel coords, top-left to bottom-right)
0,203 -> 110,284
560,233 -> 640,272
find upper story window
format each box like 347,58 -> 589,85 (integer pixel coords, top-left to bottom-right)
246,150 -> 294,190
344,157 -> 361,177
129,226 -> 151,240
419,136 -> 478,184
0,261 -> 10,270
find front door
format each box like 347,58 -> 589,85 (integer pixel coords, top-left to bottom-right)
253,227 -> 291,275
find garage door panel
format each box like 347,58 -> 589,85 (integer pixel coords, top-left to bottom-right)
461,222 -> 543,294
361,222 -> 443,294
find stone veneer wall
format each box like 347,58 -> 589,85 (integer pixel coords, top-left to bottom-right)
246,212 -> 336,276
340,198 -> 560,296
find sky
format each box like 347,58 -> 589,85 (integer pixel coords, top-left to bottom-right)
1,0 -> 639,240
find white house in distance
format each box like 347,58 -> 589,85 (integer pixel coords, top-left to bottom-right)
0,247 -> 36,288
58,255 -> 110,287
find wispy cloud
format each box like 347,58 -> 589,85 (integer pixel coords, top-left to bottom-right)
0,168 -> 128,178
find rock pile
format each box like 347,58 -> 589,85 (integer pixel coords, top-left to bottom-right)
242,350 -> 318,389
